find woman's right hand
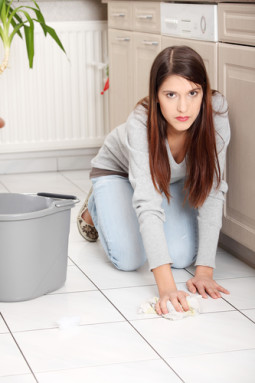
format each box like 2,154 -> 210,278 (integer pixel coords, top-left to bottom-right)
155,289 -> 190,315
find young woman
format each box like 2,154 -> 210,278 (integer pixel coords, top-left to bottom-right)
77,46 -> 230,315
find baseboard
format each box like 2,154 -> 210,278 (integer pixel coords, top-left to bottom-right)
219,232 -> 255,269
0,147 -> 99,174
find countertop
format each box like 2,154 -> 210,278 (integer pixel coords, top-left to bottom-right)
102,1 -> 255,4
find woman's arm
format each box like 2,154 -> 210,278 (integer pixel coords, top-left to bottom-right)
186,94 -> 231,299
153,264 -> 190,314
195,94 -> 231,269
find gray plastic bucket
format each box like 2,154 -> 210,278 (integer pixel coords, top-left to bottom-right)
0,193 -> 79,302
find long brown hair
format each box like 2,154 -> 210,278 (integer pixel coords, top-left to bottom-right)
139,46 -> 221,208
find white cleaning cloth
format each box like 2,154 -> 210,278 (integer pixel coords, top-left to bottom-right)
139,296 -> 201,320
56,316 -> 81,330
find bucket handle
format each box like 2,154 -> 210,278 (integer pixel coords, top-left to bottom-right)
37,192 -> 80,207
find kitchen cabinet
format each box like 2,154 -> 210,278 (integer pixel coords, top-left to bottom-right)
108,1 -> 161,129
161,36 -> 218,90
108,29 -> 134,130
218,3 -> 255,262
133,33 -> 161,104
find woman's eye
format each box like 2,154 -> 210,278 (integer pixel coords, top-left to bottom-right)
167,92 -> 175,98
189,90 -> 198,97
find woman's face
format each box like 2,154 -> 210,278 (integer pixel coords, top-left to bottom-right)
157,75 -> 203,135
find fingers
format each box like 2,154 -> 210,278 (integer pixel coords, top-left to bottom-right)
156,292 -> 190,315
217,284 -> 230,295
196,285 -> 208,299
155,298 -> 168,315
197,282 -> 230,299
178,294 -> 190,312
186,279 -> 197,294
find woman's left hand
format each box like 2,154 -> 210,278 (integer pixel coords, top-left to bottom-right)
186,266 -> 230,299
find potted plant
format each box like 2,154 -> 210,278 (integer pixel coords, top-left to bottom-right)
0,0 -> 65,75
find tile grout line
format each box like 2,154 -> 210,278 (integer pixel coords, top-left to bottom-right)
60,171 -> 91,195
0,180 -> 11,193
0,313 -> 39,383
184,268 -> 255,324
69,258 -> 186,383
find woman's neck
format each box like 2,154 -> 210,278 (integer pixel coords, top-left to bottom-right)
167,130 -> 188,164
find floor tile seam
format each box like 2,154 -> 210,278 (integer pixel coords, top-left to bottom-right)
0,372 -> 35,380
67,259 -> 113,292
101,283 -> 157,291
48,288 -> 99,295
70,260 -> 186,381
0,313 -> 39,383
0,182 -> 11,192
241,308 -> 255,311
166,347 -> 255,360
60,171 -> 90,195
8,319 -> 129,334
220,297 -> 255,322
33,357 -> 165,377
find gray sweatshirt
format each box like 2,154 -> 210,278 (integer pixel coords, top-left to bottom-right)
91,93 -> 230,270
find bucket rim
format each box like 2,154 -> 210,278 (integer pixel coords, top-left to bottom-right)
0,193 -> 76,221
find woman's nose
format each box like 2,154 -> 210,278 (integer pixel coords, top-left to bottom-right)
177,97 -> 188,113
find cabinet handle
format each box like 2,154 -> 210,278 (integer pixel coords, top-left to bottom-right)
137,14 -> 153,20
112,13 -> 125,18
165,18 -> 178,25
115,37 -> 131,42
143,41 -> 159,46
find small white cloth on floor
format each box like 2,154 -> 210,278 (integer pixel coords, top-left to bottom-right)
56,316 -> 81,330
139,296 -> 201,320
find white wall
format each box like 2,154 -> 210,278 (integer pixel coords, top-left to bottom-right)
16,0 -> 107,21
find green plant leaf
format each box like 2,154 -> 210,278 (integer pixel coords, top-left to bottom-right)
9,21 -> 26,43
19,5 -> 47,36
0,0 -> 4,16
9,5 -> 23,24
40,24 -> 66,53
9,11 -> 23,39
21,10 -> 35,68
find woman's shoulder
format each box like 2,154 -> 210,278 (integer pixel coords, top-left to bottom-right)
127,101 -> 148,126
212,91 -> 228,115
212,91 -> 230,146
125,102 -> 149,151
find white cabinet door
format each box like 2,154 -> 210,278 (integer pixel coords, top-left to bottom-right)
219,43 -> 255,252
108,29 -> 134,130
161,36 -> 218,90
133,32 -> 161,103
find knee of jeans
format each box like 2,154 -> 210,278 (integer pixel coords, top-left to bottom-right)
107,243 -> 146,272
170,241 -> 197,269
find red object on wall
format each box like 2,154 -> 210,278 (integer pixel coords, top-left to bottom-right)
101,77 -> 109,95
0,118 -> 5,128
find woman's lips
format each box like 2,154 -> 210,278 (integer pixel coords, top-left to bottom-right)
176,116 -> 189,122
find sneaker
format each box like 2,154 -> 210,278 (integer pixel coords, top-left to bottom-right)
77,187 -> 98,242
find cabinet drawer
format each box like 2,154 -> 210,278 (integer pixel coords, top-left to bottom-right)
108,1 -> 133,30
218,4 -> 255,47
134,33 -> 161,102
162,36 -> 218,90
133,2 -> 161,34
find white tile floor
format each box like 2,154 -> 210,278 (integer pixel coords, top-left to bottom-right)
0,170 -> 255,383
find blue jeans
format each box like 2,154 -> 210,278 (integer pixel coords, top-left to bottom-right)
88,175 -> 198,271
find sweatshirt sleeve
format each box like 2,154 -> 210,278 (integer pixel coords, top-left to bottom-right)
195,93 -> 231,268
126,106 -> 172,270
